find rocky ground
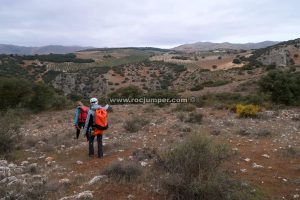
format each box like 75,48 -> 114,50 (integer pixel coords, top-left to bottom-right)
1,104 -> 299,199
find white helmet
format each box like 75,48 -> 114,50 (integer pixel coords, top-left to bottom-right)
90,97 -> 98,104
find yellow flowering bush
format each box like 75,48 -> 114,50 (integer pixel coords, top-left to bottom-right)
236,104 -> 259,117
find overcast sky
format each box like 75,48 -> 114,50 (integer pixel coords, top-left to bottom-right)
0,0 -> 299,48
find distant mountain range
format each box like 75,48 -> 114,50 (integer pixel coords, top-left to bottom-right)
0,41 -> 281,55
173,41 -> 280,52
0,44 -> 93,55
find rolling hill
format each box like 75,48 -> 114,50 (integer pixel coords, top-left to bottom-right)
0,44 -> 93,55
173,41 -> 280,52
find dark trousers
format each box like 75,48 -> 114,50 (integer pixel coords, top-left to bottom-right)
89,134 -> 103,157
76,122 -> 85,139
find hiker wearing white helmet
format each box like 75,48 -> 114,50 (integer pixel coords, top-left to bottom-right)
84,97 -> 110,158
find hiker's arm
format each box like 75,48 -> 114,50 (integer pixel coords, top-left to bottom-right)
103,104 -> 110,110
74,107 -> 80,125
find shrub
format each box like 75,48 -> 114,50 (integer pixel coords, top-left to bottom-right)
190,84 -> 204,91
177,111 -> 203,123
0,109 -> 23,158
123,116 -> 149,132
27,163 -> 39,174
286,146 -> 300,157
160,135 -> 229,199
289,66 -> 297,72
171,56 -> 189,60
0,77 -> 69,111
236,104 -> 259,118
102,161 -> 142,182
17,53 -> 94,63
259,70 -> 300,105
202,80 -> 231,87
255,129 -> 271,137
158,134 -> 263,200
132,147 -> 158,161
174,103 -> 196,112
185,112 -> 203,123
237,129 -> 251,136
145,90 -> 179,107
242,94 -> 267,106
265,64 -> 276,71
108,85 -> 143,101
0,77 -> 32,109
177,112 -> 187,122
232,58 -> 241,64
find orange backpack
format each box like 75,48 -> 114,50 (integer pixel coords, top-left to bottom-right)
93,108 -> 108,135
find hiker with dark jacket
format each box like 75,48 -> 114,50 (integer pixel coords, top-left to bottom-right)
74,101 -> 89,140
84,98 -> 109,158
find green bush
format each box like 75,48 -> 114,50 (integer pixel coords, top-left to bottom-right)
0,77 -> 69,111
177,111 -> 203,124
0,77 -> 32,109
146,90 -> 179,107
0,57 -> 29,78
259,70 -> 300,105
123,116 -> 149,132
242,94 -> 267,105
232,58 -> 241,64
0,109 -> 23,158
159,134 -> 263,200
174,103 -> 196,112
192,93 -> 269,109
202,80 -> 231,87
190,85 -> 204,91
102,161 -> 142,182
108,85 -> 143,101
16,53 -> 94,63
171,56 -> 190,60
185,112 -> 203,123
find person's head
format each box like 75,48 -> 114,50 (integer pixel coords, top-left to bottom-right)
76,101 -> 83,107
90,97 -> 98,105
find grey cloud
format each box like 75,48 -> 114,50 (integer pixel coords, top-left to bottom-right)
0,0 -> 299,47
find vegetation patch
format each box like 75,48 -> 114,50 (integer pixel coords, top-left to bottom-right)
236,104 -> 260,118
158,134 -> 263,200
0,77 -> 69,111
174,103 -> 197,112
102,161 -> 142,182
15,53 -> 94,63
190,84 -> 204,91
123,116 -> 149,133
0,109 -> 23,158
259,70 -> 300,105
202,80 -> 232,87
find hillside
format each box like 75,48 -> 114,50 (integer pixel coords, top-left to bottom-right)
1,39 -> 300,200
1,104 -> 299,199
1,41 -> 299,98
248,38 -> 300,67
173,41 -> 280,52
0,44 -> 93,55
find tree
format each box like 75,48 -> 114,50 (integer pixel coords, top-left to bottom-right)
259,70 -> 300,105
232,58 -> 241,64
